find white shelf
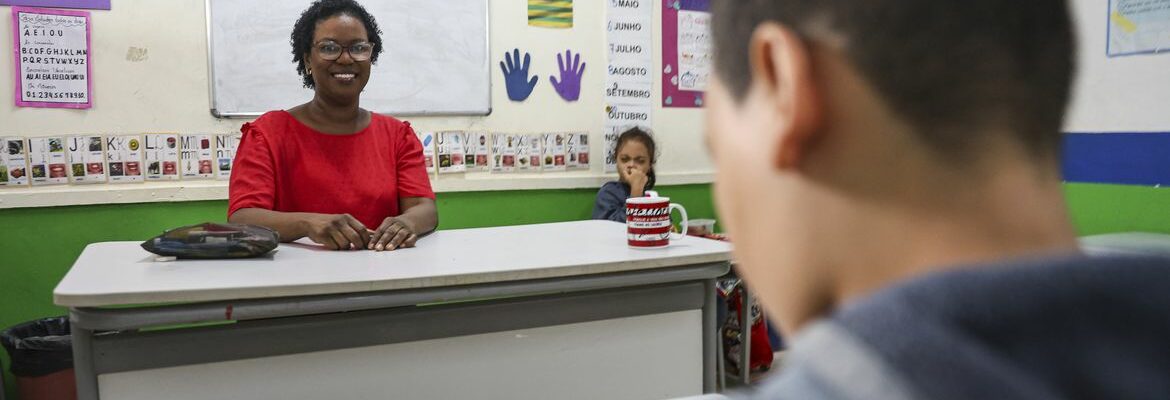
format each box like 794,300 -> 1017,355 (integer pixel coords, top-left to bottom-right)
0,172 -> 714,209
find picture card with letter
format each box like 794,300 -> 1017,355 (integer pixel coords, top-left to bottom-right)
542,133 -> 567,172
566,132 -> 589,170
416,130 -> 437,175
215,134 -> 240,180
491,133 -> 518,173
2,137 -> 30,187
437,131 -> 466,174
67,135 -> 106,184
106,135 -> 144,183
143,133 -> 180,181
27,137 -> 68,186
466,132 -> 490,172
179,134 -> 214,180
516,134 -> 542,172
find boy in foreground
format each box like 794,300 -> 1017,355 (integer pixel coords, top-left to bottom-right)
704,1 -> 1170,398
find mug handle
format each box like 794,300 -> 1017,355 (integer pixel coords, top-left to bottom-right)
669,203 -> 689,241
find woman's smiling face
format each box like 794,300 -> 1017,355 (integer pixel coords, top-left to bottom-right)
306,14 -> 372,102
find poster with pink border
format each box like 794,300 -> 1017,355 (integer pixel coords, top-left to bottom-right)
0,0 -> 109,10
661,0 -> 710,108
12,6 -> 93,109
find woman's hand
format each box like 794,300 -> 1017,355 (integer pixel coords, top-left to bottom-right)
626,166 -> 649,197
369,217 -> 419,251
301,213 -> 370,250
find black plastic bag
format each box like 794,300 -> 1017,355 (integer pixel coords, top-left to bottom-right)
141,222 -> 278,259
0,317 -> 72,377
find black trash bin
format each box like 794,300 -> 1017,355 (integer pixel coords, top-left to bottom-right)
2,357 -> 8,400
0,317 -> 76,400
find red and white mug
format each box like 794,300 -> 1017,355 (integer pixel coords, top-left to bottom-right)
626,191 -> 688,248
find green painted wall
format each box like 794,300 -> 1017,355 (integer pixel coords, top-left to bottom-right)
1064,183 -> 1170,235
0,182 -> 1167,397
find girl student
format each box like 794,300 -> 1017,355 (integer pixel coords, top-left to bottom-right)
592,127 -> 657,222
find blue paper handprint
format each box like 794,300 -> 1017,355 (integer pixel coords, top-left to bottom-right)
500,48 -> 539,102
550,50 -> 586,102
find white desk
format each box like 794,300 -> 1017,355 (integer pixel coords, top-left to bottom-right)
55,220 -> 732,400
1080,232 -> 1170,257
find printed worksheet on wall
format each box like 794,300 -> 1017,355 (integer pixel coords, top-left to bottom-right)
180,134 -> 215,180
607,0 -> 655,172
106,135 -> 144,184
437,131 -> 466,174
67,135 -> 106,184
473,132 -> 490,171
28,137 -> 68,186
215,134 -> 241,180
143,133 -> 180,181
416,131 -> 437,174
463,132 -> 490,172
1108,0 -> 1170,56
516,134 -> 540,172
566,133 -> 590,170
462,132 -> 478,171
2,137 -> 30,187
491,134 -> 517,173
542,133 -> 567,172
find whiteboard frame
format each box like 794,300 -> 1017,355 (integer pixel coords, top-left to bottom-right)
203,0 -> 493,119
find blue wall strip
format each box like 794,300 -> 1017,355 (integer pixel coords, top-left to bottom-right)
1063,132 -> 1170,186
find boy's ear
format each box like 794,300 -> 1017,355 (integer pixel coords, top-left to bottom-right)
750,23 -> 823,171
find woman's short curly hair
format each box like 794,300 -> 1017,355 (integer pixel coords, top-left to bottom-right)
290,0 -> 384,89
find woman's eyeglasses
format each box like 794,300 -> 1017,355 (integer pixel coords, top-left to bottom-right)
315,41 -> 375,62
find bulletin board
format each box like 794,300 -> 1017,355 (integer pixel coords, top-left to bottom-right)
661,0 -> 710,108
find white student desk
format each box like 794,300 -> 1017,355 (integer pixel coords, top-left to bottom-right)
54,220 -> 732,400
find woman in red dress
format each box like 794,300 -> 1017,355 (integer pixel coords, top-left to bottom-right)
229,0 -> 437,252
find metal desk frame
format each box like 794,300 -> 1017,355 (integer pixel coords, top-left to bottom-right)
69,262 -> 730,400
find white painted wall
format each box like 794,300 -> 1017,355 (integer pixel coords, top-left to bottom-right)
0,0 -> 712,208
1065,0 -> 1170,132
5,0 -> 1164,208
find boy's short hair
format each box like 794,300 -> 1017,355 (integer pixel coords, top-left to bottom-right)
712,0 -> 1076,160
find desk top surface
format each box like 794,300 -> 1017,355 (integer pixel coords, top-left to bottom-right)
1080,232 -> 1170,257
54,220 -> 733,307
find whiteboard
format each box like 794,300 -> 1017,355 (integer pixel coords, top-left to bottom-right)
206,0 -> 491,117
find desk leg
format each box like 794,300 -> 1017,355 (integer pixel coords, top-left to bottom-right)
716,314 -> 725,392
703,278 -> 716,393
71,318 -> 100,400
740,286 -> 752,385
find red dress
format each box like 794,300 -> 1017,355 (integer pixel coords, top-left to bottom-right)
228,111 -> 435,229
